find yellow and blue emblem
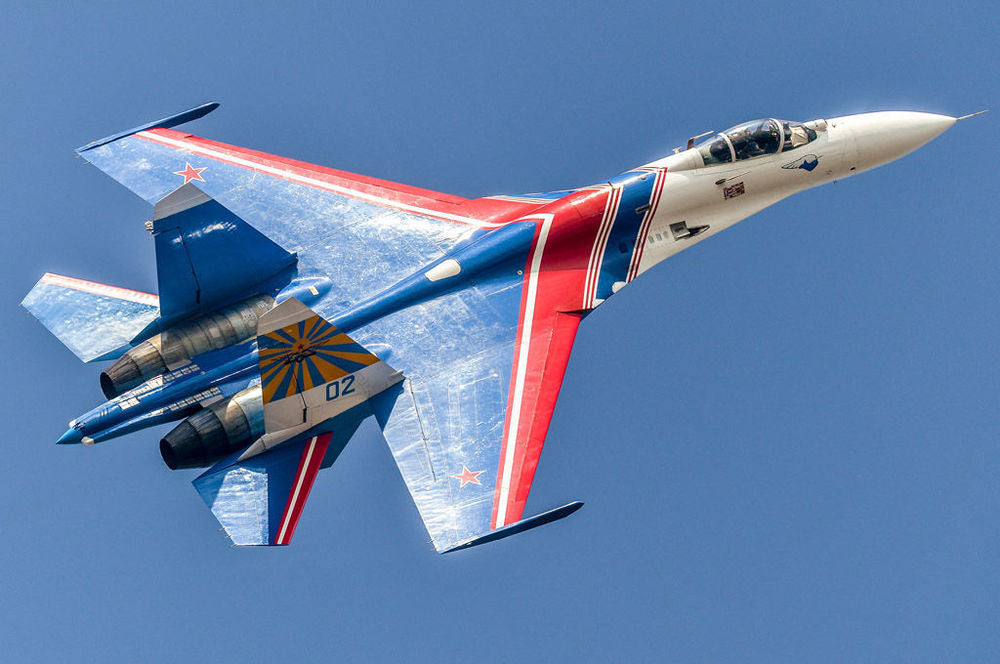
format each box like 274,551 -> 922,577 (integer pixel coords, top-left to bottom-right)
258,314 -> 378,404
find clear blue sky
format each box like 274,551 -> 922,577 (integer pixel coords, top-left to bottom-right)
2,2 -> 997,661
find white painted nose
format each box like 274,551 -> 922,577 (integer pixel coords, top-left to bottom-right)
832,111 -> 955,172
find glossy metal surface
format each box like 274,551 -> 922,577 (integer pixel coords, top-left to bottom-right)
160,385 -> 264,469
100,294 -> 274,398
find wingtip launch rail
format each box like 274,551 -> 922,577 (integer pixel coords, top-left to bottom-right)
76,101 -> 220,153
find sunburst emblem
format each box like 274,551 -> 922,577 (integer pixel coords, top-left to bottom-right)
258,314 -> 378,404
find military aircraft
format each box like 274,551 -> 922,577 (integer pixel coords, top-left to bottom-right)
22,103 -> 980,551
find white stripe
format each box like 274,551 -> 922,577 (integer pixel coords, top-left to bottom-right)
495,213 -> 554,527
138,131 -> 500,229
582,187 -> 616,308
40,273 -> 159,306
589,187 -> 623,306
581,188 -> 612,304
627,172 -> 664,281
591,186 -> 621,299
584,186 -> 621,307
275,436 -> 318,544
628,215 -> 652,281
485,194 -> 555,205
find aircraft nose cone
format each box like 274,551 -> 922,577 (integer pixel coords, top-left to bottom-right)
835,111 -> 956,172
56,427 -> 84,445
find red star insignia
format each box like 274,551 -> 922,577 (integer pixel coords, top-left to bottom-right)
452,466 -> 484,488
174,162 -> 207,184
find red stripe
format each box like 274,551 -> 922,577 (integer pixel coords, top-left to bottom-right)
503,311 -> 582,522
490,190 -> 607,528
137,129 -> 500,227
582,186 -> 618,308
273,433 -> 332,545
40,272 -> 159,306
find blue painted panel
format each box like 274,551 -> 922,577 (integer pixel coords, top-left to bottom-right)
595,171 -> 656,301
152,192 -> 295,318
330,221 -> 534,333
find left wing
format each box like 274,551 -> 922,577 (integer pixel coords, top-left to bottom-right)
75,103 -> 551,313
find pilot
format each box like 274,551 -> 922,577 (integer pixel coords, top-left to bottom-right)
728,129 -> 750,159
737,125 -> 765,159
709,137 -> 731,163
755,121 -> 780,154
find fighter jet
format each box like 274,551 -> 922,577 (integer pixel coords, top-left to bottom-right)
22,103 -> 979,551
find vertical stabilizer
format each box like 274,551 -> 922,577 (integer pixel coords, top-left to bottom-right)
249,298 -> 402,446
152,183 -> 296,321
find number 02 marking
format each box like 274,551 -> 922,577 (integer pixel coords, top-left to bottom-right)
325,375 -> 356,401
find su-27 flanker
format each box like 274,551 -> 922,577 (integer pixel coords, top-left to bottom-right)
23,104 -> 983,551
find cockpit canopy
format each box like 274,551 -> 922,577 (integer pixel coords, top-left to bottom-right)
697,118 -> 818,166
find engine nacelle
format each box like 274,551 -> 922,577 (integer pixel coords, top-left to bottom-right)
159,386 -> 264,470
100,294 -> 275,398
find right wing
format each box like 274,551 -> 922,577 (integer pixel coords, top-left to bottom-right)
365,179 -> 652,552
369,303 -> 584,552
363,212 -> 603,552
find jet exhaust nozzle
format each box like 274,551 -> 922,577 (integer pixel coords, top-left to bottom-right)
101,294 -> 275,398
159,385 -> 264,470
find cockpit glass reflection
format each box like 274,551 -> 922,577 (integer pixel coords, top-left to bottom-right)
696,118 -> 818,166
727,119 -> 780,160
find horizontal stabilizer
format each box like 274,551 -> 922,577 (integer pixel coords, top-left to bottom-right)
21,273 -> 159,362
443,502 -> 584,553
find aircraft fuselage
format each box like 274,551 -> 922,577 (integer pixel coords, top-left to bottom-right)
59,111 -> 959,451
